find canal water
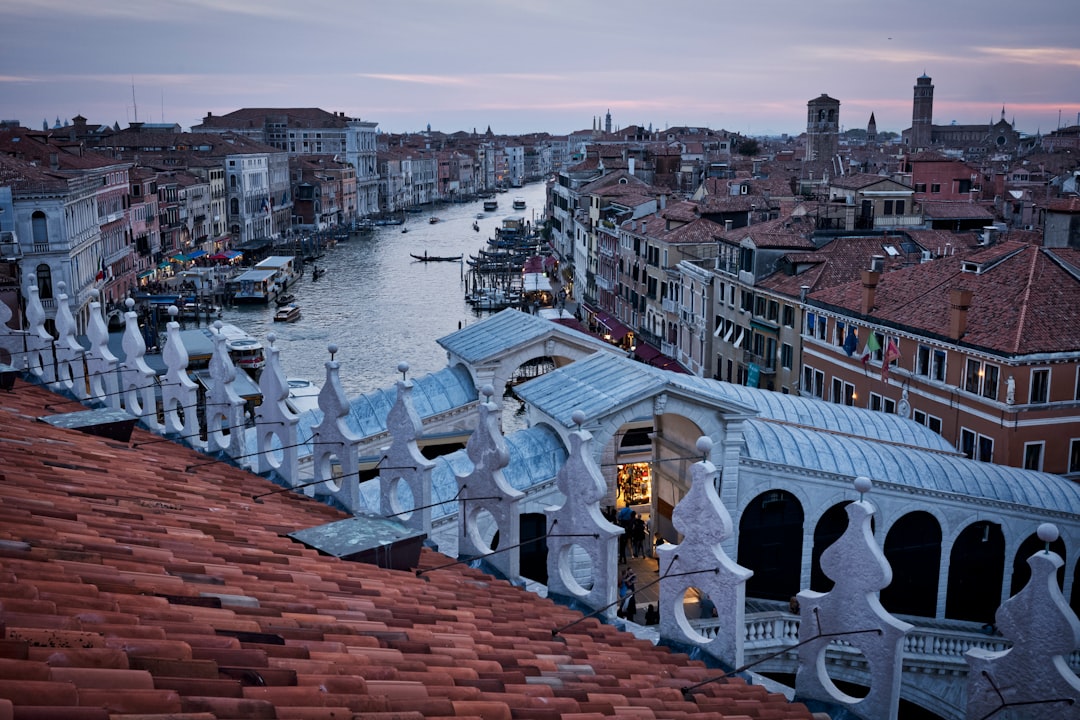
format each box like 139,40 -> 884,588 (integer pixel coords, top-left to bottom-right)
217,181 -> 550,403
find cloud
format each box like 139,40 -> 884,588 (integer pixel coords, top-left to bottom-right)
975,46 -> 1080,68
355,74 -> 474,88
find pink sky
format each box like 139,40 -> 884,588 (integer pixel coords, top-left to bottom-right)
3,1 -> 1079,137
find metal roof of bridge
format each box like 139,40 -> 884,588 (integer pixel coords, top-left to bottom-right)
742,419 -> 1080,515
437,308 -> 613,364
358,424 -> 568,519
286,364 -> 477,455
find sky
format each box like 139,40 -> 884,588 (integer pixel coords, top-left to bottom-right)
3,0 -> 1079,139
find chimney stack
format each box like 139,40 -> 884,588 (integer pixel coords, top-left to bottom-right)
861,270 -> 881,315
949,288 -> 973,340
871,254 -> 885,273
800,285 -> 810,302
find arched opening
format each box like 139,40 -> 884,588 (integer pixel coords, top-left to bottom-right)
738,490 -> 803,601
810,502 -> 851,592
31,211 -> 48,246
1010,532 -> 1066,596
36,264 -> 53,300
882,511 -> 941,617
230,198 -> 240,215
945,521 -> 1004,623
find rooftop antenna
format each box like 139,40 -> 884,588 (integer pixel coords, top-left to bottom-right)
131,76 -> 138,123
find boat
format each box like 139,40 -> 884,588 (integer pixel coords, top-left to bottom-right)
311,266 -> 326,280
513,197 -> 527,210
229,255 -> 300,304
274,304 -> 302,323
483,200 -> 498,211
428,216 -> 441,224
401,226 -> 409,234
275,293 -> 296,307
475,213 -> 485,219
217,324 -> 265,372
473,221 -> 480,232
411,252 -> 462,263
285,378 -> 321,414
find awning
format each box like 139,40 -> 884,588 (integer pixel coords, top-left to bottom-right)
157,261 -> 171,269
187,249 -> 207,259
634,343 -> 662,363
593,310 -> 632,343
171,253 -> 190,262
137,269 -> 156,279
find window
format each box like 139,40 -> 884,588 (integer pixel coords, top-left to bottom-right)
915,183 -> 927,193
781,343 -> 793,369
913,409 -> 943,434
1070,439 -> 1080,474
981,363 -> 999,400
1022,442 -> 1044,472
884,200 -> 894,215
767,300 -> 779,322
870,393 -> 896,413
803,365 -> 825,399
1076,367 -> 1080,401
1030,368 -> 1050,404
741,290 -> 754,312
896,200 -> 905,215
765,337 -> 777,371
931,183 -> 941,193
754,295 -> 767,317
831,378 -> 855,406
964,358 -> 998,398
782,304 -> 794,327
834,320 -> 846,347
960,428 -> 994,462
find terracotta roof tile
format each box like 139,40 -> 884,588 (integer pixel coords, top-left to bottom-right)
0,380 -> 813,720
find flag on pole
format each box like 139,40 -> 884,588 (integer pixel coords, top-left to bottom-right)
861,332 -> 881,367
843,327 -> 858,356
881,339 -> 901,382
96,256 -> 105,281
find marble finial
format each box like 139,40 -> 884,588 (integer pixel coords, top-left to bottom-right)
481,384 -> 494,401
168,305 -> 178,318
1037,523 -> 1059,548
965,537 -> 1080,720
854,475 -> 872,497
89,288 -> 99,300
696,435 -> 713,458
328,343 -> 338,360
397,361 -> 409,379
126,297 -> 135,310
571,409 -> 586,427
267,332 -> 276,345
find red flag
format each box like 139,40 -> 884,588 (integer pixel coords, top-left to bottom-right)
881,339 -> 901,382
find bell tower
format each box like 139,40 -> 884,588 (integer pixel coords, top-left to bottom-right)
911,74 -> 934,150
806,94 -> 840,161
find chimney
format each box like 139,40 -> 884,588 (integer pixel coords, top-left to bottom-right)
800,285 -> 810,302
870,254 -> 884,272
949,288 -> 973,340
861,269 -> 881,314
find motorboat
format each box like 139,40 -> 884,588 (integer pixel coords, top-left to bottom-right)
275,293 -> 296,307
274,304 -> 302,323
513,197 -> 526,210
483,200 -> 498,211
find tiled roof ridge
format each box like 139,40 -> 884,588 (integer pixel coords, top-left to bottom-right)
1007,247 -> 1042,354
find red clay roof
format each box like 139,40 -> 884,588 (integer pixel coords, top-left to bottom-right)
0,380 -> 815,720
811,241 -> 1080,354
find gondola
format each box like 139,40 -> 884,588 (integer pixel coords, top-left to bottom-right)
411,252 -> 462,262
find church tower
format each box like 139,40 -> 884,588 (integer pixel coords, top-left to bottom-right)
805,94 -> 840,161
910,74 -> 934,150
604,109 -> 612,134
867,112 -> 877,143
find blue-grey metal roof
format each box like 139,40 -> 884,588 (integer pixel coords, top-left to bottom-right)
658,371 -> 955,452
272,364 -> 477,457
742,419 -> 1080,516
515,350 -> 953,453
514,352 -> 678,427
437,308 -> 610,364
357,424 -> 567,519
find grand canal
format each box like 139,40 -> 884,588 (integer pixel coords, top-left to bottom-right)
218,181 -> 550,400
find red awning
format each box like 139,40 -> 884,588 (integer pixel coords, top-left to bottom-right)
634,343 -> 662,363
593,310 -> 632,343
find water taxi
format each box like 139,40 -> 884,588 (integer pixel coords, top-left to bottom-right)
483,200 -> 498,211
512,197 -> 526,210
273,304 -> 302,323
229,255 -> 300,304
